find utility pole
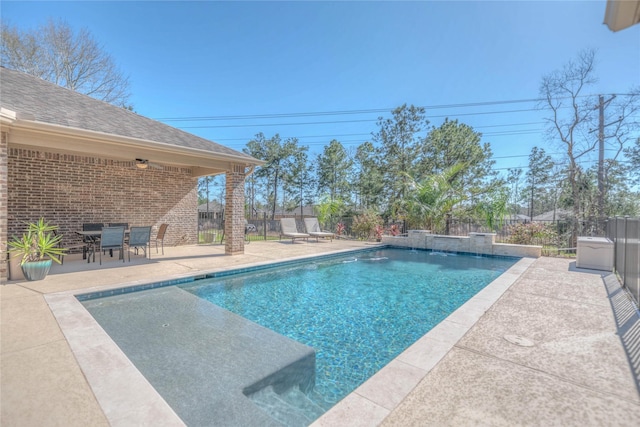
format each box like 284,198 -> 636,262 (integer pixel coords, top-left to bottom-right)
596,95 -> 616,221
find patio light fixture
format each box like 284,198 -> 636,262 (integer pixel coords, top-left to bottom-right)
135,159 -> 148,169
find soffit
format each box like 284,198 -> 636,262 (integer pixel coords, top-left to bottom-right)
2,118 -> 255,177
604,0 -> 640,31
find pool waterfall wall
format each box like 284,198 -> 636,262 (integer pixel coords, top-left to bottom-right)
382,231 -> 542,258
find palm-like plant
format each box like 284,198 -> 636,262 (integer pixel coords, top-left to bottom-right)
315,195 -> 345,229
405,164 -> 467,234
474,188 -> 509,232
8,218 -> 65,265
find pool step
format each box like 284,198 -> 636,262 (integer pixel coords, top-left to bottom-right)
249,386 -> 325,426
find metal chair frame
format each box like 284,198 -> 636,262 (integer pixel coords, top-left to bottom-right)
82,223 -> 104,262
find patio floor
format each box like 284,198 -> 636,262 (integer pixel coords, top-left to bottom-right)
1,241 -> 639,426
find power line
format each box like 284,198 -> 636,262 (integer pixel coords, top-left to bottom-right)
212,122 -> 546,142
493,159 -> 632,172
158,93 -> 623,122
177,108 -> 545,129
156,98 -> 544,121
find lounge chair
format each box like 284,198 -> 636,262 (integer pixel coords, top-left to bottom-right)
304,217 -> 334,242
279,218 -> 309,243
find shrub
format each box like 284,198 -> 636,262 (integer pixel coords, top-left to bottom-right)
352,211 -> 382,240
507,222 -> 559,246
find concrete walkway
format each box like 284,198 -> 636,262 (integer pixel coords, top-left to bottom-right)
380,256 -> 640,426
1,241 -> 639,426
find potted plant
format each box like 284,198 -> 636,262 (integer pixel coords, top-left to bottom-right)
335,222 -> 346,239
8,218 -> 65,281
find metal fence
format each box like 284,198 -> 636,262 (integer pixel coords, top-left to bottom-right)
199,212 -> 610,249
198,213 -> 313,243
445,218 -> 608,254
607,217 -> 640,306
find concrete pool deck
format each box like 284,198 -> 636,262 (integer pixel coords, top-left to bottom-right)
2,241 -> 639,425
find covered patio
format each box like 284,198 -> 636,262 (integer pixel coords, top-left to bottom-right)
1,67 -> 263,282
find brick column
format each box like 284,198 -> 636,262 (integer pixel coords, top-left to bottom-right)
224,165 -> 246,255
0,132 -> 8,284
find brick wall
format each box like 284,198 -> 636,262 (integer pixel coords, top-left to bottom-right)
0,132 -> 8,284
7,148 -> 198,251
224,165 -> 246,255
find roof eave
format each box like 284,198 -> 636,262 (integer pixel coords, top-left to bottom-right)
604,0 -> 640,31
1,117 -> 265,177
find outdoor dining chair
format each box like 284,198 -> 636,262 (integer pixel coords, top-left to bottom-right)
107,223 -> 128,256
82,222 -> 104,262
108,222 -> 129,229
52,229 -> 88,265
127,226 -> 152,261
99,226 -> 125,265
154,223 -> 168,254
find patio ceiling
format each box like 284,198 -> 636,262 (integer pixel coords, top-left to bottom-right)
1,107 -> 255,177
604,0 -> 640,31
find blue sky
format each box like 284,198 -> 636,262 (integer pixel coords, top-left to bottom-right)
2,1 -> 639,176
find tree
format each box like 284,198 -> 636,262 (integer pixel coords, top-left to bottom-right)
540,49 -> 598,241
525,147 -> 554,219
507,168 -> 523,218
540,49 -> 639,235
198,175 -> 224,219
624,137 -> 640,187
597,160 -> 639,216
283,148 -> 314,216
354,141 -> 384,210
1,18 -> 131,107
418,119 -> 500,203
316,140 -> 353,202
373,104 -> 430,213
243,133 -> 305,220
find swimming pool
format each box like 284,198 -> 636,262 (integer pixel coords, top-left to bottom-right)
81,248 -> 518,426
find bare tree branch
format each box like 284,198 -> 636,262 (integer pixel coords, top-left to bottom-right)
1,18 -> 131,107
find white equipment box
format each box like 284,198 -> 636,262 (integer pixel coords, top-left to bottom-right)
576,237 -> 614,271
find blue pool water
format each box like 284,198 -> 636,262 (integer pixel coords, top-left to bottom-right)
180,248 -> 518,416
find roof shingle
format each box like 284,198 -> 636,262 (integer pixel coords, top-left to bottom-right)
0,67 -> 255,161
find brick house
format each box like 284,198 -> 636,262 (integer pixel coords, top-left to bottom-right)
0,67 -> 262,282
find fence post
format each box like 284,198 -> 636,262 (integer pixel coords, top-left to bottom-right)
623,216 -> 628,287
610,217 -> 616,274
262,212 -> 266,241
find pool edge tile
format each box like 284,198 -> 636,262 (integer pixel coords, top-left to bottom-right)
44,293 -> 186,427
311,393 -> 390,427
354,359 -> 427,410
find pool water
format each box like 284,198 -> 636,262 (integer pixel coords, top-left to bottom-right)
181,248 -> 518,417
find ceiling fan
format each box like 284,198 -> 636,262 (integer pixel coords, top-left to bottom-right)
135,158 -> 164,170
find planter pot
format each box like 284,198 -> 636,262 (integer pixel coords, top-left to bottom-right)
8,255 -> 25,281
21,260 -> 53,281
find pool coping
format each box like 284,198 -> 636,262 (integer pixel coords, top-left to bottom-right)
44,247 -> 534,426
